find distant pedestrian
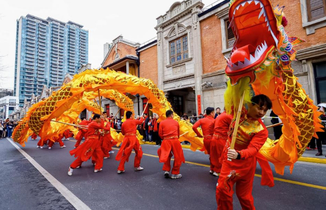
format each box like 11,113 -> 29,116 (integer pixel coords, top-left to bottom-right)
214,107 -> 221,119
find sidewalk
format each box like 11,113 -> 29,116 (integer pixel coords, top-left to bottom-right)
300,144 -> 326,164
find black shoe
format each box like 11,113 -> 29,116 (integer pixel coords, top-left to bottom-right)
315,152 -> 323,156
164,171 -> 170,178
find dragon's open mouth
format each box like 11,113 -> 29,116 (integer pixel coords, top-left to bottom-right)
225,0 -> 279,84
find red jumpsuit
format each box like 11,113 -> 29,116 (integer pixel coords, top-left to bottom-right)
31,133 -> 37,140
37,138 -> 48,147
69,120 -> 106,171
216,117 -> 274,210
63,129 -> 74,139
48,134 -> 65,148
101,120 -> 113,158
74,120 -> 90,148
192,115 -> 215,171
115,118 -> 144,171
158,118 -> 185,175
210,112 -> 232,173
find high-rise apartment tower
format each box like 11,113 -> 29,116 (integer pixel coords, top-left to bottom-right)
14,14 -> 88,106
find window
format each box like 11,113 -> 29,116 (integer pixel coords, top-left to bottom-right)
169,35 -> 188,64
307,0 -> 326,21
225,20 -> 235,49
314,61 -> 326,103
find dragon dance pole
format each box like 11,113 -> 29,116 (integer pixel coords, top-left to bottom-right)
228,90 -> 246,161
51,120 -> 88,129
180,131 -> 189,137
141,101 -> 149,117
113,108 -> 120,118
98,89 -> 102,115
266,122 -> 283,129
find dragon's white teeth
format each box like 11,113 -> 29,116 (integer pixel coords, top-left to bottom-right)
250,54 -> 255,62
241,2 -> 246,7
243,57 -> 250,66
248,0 -> 253,4
254,0 -> 259,5
258,9 -> 264,19
264,41 -> 267,47
259,2 -> 263,8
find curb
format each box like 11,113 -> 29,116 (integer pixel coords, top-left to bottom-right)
298,156 -> 326,164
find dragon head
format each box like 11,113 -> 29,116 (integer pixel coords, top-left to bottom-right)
225,0 -> 280,85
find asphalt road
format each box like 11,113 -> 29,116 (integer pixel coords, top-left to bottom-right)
0,137 -> 325,210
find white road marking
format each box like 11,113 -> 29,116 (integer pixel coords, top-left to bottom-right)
6,138 -> 91,210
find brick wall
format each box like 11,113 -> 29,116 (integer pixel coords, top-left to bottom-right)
139,45 -> 158,85
273,0 -> 326,50
200,15 -> 225,74
102,42 -> 138,67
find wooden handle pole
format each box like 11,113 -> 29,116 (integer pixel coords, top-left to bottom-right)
266,122 -> 283,129
51,120 -> 87,129
141,102 -> 149,117
179,131 -> 189,137
228,91 -> 246,161
114,108 -> 120,118
98,89 -> 102,115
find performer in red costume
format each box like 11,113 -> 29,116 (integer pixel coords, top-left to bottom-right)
100,112 -> 112,159
63,129 -> 74,140
115,111 -> 145,174
158,110 -> 185,179
48,133 -> 66,149
192,107 -> 215,175
74,118 -> 90,148
210,111 -> 232,176
31,133 -> 37,141
37,138 -> 48,149
68,114 -> 107,176
216,94 -> 274,210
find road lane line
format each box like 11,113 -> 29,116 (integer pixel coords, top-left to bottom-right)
120,148 -> 326,191
254,174 -> 326,190
7,138 -> 91,210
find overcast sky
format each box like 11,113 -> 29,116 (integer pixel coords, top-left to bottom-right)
0,0 -> 218,90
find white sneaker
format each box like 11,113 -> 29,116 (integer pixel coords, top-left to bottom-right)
40,146 -> 43,149
76,166 -> 81,169
37,145 -> 40,148
94,168 -> 102,173
171,174 -> 182,179
109,151 -> 115,154
117,170 -> 125,174
60,145 -> 66,149
68,167 -> 73,176
212,172 -> 219,177
48,147 -> 52,150
164,171 -> 170,178
135,166 -> 144,171
209,170 -> 213,174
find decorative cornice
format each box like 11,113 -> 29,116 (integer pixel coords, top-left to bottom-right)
158,10 -> 192,29
201,69 -> 225,78
163,74 -> 194,84
296,43 -> 326,60
156,1 -> 204,29
215,4 -> 229,19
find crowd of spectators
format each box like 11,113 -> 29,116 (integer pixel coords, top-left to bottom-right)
0,118 -> 18,138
